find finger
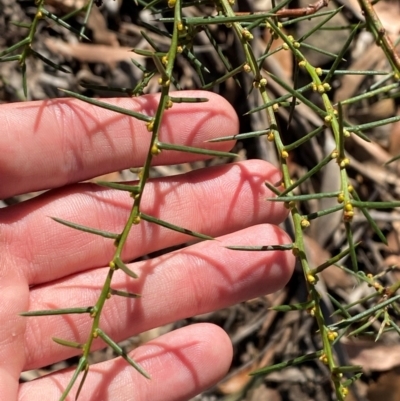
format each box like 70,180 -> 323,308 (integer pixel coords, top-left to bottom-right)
19,324 -> 232,401
0,91 -> 238,199
23,224 -> 294,370
3,160 -> 287,286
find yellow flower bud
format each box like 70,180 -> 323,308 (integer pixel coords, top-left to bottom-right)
315,67 -> 322,76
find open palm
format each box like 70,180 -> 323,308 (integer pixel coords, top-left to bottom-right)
0,91 -> 294,401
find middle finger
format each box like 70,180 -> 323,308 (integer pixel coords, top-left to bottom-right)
4,160 -> 287,286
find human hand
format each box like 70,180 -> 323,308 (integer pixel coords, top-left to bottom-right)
0,91 -> 294,401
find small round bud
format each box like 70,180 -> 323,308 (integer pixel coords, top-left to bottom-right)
267,132 -> 275,142
315,67 -> 322,76
339,158 -> 350,168
242,29 -> 253,40
243,63 -> 251,73
146,120 -> 154,132
260,78 -> 267,86
323,83 -> 331,91
133,216 -> 141,225
298,60 -> 307,68
281,150 -> 289,159
292,246 -> 300,256
159,78 -> 170,87
293,41 -> 300,48
344,202 -> 353,212
337,193 -> 344,203
151,144 -> 161,156
307,274 -> 316,284
317,85 -> 325,93
343,210 -> 354,222
327,331 -> 338,341
282,43 -> 289,50
321,355 -> 328,364
301,218 -> 310,228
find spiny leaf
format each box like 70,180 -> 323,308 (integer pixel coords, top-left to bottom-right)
350,115 -> 400,133
225,244 -> 294,251
267,191 -> 341,202
202,63 -> 246,90
265,71 -> 327,118
250,351 -> 323,376
156,142 -> 237,158
169,96 -> 209,103
20,307 -> 93,316
51,217 -> 120,239
351,192 -> 388,245
96,328 -> 151,379
59,357 -> 88,401
311,242 -> 361,275
323,23 -> 359,83
207,129 -> 270,143
345,222 -> 358,272
96,181 -> 140,193
264,180 -> 282,196
30,49 -> 71,73
329,294 -> 400,330
75,363 -> 90,401
245,83 -> 314,116
58,89 -> 153,123
40,8 -> 90,41
0,55 -> 21,62
299,42 -> 339,60
332,365 -> 363,374
140,213 -> 214,240
306,205 -> 342,220
279,153 -> 334,196
10,21 -> 31,29
298,6 -> 343,42
110,288 -> 141,298
342,373 -> 363,387
52,337 -> 83,349
21,62 -> 27,98
114,257 -> 138,279
0,37 -> 30,58
284,125 -> 324,151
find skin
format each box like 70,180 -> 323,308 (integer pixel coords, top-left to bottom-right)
0,91 -> 295,401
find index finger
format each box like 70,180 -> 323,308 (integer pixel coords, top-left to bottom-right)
0,91 -> 238,199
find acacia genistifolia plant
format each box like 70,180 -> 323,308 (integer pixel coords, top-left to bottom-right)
2,0 -> 400,399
